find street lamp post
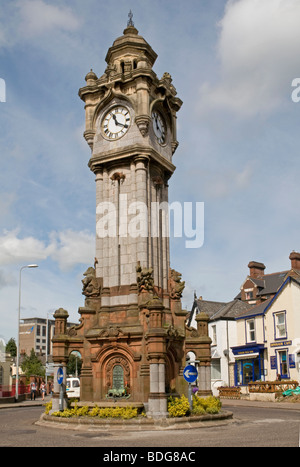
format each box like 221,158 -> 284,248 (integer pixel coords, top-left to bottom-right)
16,264 -> 39,401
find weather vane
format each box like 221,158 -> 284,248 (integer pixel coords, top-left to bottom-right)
127,10 -> 134,27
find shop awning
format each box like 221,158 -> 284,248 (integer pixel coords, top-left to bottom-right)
234,352 -> 259,360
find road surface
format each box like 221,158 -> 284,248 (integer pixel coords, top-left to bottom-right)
0,402 -> 299,447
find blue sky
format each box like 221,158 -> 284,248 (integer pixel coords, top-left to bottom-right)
0,0 -> 300,342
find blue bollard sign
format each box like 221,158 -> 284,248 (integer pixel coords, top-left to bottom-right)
183,365 -> 198,384
57,367 -> 64,385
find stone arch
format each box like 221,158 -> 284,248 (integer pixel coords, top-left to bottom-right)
93,345 -> 134,399
92,91 -> 135,130
165,347 -> 178,393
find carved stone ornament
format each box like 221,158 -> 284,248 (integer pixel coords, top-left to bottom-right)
185,325 -> 199,338
82,266 -> 100,297
67,326 -> 78,337
135,115 -> 151,137
136,261 -> 154,293
167,325 -> 184,338
169,268 -> 185,299
102,326 -> 122,338
110,172 -> 126,184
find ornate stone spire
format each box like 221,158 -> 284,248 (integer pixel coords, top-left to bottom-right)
127,10 -> 134,27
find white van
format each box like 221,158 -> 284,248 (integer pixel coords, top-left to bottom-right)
66,377 -> 80,399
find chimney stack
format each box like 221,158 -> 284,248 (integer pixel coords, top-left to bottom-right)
248,261 -> 266,279
289,251 -> 300,270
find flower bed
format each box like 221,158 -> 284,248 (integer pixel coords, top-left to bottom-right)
45,401 -> 142,419
45,396 -> 222,420
167,395 -> 222,417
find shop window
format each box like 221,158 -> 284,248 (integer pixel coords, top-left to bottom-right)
278,350 -> 288,378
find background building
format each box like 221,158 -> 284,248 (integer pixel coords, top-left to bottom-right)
189,251 -> 300,391
20,317 -> 77,358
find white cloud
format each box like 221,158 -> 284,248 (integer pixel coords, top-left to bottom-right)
199,163 -> 254,199
0,229 -> 94,271
199,0 -> 300,117
0,269 -> 16,289
0,229 -> 50,265
18,0 -> 80,37
49,230 -> 94,271
0,0 -> 80,49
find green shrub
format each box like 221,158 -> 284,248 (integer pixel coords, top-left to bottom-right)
192,404 -> 206,415
192,395 -> 222,415
168,395 -> 190,418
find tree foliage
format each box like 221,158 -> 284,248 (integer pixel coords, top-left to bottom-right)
5,338 -> 17,357
21,349 -> 45,377
67,353 -> 82,376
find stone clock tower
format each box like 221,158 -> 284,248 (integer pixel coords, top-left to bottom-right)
80,20 -> 182,299
52,16 -> 211,417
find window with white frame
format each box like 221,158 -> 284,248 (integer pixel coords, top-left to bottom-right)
246,319 -> 256,342
245,288 -> 254,300
211,325 -> 217,346
274,312 -> 287,339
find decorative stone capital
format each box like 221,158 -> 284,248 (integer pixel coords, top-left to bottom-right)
53,308 -> 69,337
83,129 -> 95,150
135,115 -> 151,136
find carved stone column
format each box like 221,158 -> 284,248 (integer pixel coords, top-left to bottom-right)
146,296 -> 168,418
51,308 -> 69,412
195,311 -> 212,396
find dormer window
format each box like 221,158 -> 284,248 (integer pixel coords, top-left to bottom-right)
244,288 -> 254,300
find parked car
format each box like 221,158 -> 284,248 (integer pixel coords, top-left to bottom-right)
66,377 -> 80,399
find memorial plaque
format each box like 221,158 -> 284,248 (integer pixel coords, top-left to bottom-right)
113,365 -> 124,389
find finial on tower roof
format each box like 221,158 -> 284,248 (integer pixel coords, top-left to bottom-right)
127,10 -> 134,27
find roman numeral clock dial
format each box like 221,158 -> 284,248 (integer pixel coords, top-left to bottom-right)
102,106 -> 131,140
152,110 -> 166,145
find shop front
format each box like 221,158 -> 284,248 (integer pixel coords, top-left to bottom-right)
231,344 -> 265,386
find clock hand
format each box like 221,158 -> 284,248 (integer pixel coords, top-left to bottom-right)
112,113 -> 128,127
155,117 -> 163,134
112,114 -> 121,126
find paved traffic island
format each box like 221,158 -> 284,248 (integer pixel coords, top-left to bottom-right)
36,410 -> 233,432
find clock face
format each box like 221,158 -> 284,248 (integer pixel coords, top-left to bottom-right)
102,106 -> 131,140
152,110 -> 166,145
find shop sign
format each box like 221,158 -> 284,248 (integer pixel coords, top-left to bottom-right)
270,340 -> 292,348
270,356 -> 277,370
236,350 -> 256,355
289,354 -> 296,369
